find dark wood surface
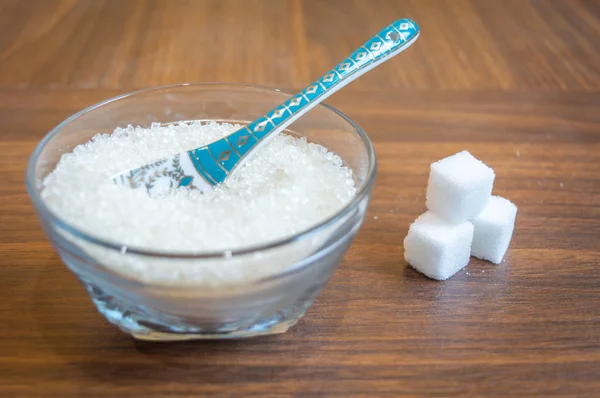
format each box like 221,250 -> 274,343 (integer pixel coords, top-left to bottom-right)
1,1 -> 600,396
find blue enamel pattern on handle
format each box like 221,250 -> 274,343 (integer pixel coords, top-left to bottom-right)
185,19 -> 419,186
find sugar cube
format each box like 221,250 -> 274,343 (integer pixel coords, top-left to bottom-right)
426,151 -> 495,223
404,211 -> 474,280
471,196 -> 517,264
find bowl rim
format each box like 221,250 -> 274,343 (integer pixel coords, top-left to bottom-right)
25,82 -> 377,260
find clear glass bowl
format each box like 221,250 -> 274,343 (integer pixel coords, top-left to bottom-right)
26,83 -> 377,341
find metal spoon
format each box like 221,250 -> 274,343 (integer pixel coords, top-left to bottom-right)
114,19 -> 420,193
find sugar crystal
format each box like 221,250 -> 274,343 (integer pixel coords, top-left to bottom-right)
41,121 -> 356,285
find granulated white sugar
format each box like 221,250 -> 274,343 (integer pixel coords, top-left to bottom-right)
42,121 -> 356,285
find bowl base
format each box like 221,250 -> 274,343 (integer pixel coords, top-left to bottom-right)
81,278 -> 310,341
128,322 -> 292,341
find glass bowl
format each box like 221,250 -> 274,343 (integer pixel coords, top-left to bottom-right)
25,83 -> 377,341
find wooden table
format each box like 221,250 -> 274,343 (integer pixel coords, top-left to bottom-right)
1,1 -> 599,396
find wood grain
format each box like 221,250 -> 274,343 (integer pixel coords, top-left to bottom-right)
1,0 -> 599,90
1,1 -> 600,397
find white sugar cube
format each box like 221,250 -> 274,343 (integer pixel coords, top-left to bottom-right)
404,211 -> 474,281
426,151 -> 495,223
471,196 -> 517,264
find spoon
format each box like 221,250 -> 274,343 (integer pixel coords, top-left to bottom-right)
114,18 -> 420,193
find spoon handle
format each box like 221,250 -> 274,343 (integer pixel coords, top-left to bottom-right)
197,19 -> 420,177
115,19 -> 419,192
